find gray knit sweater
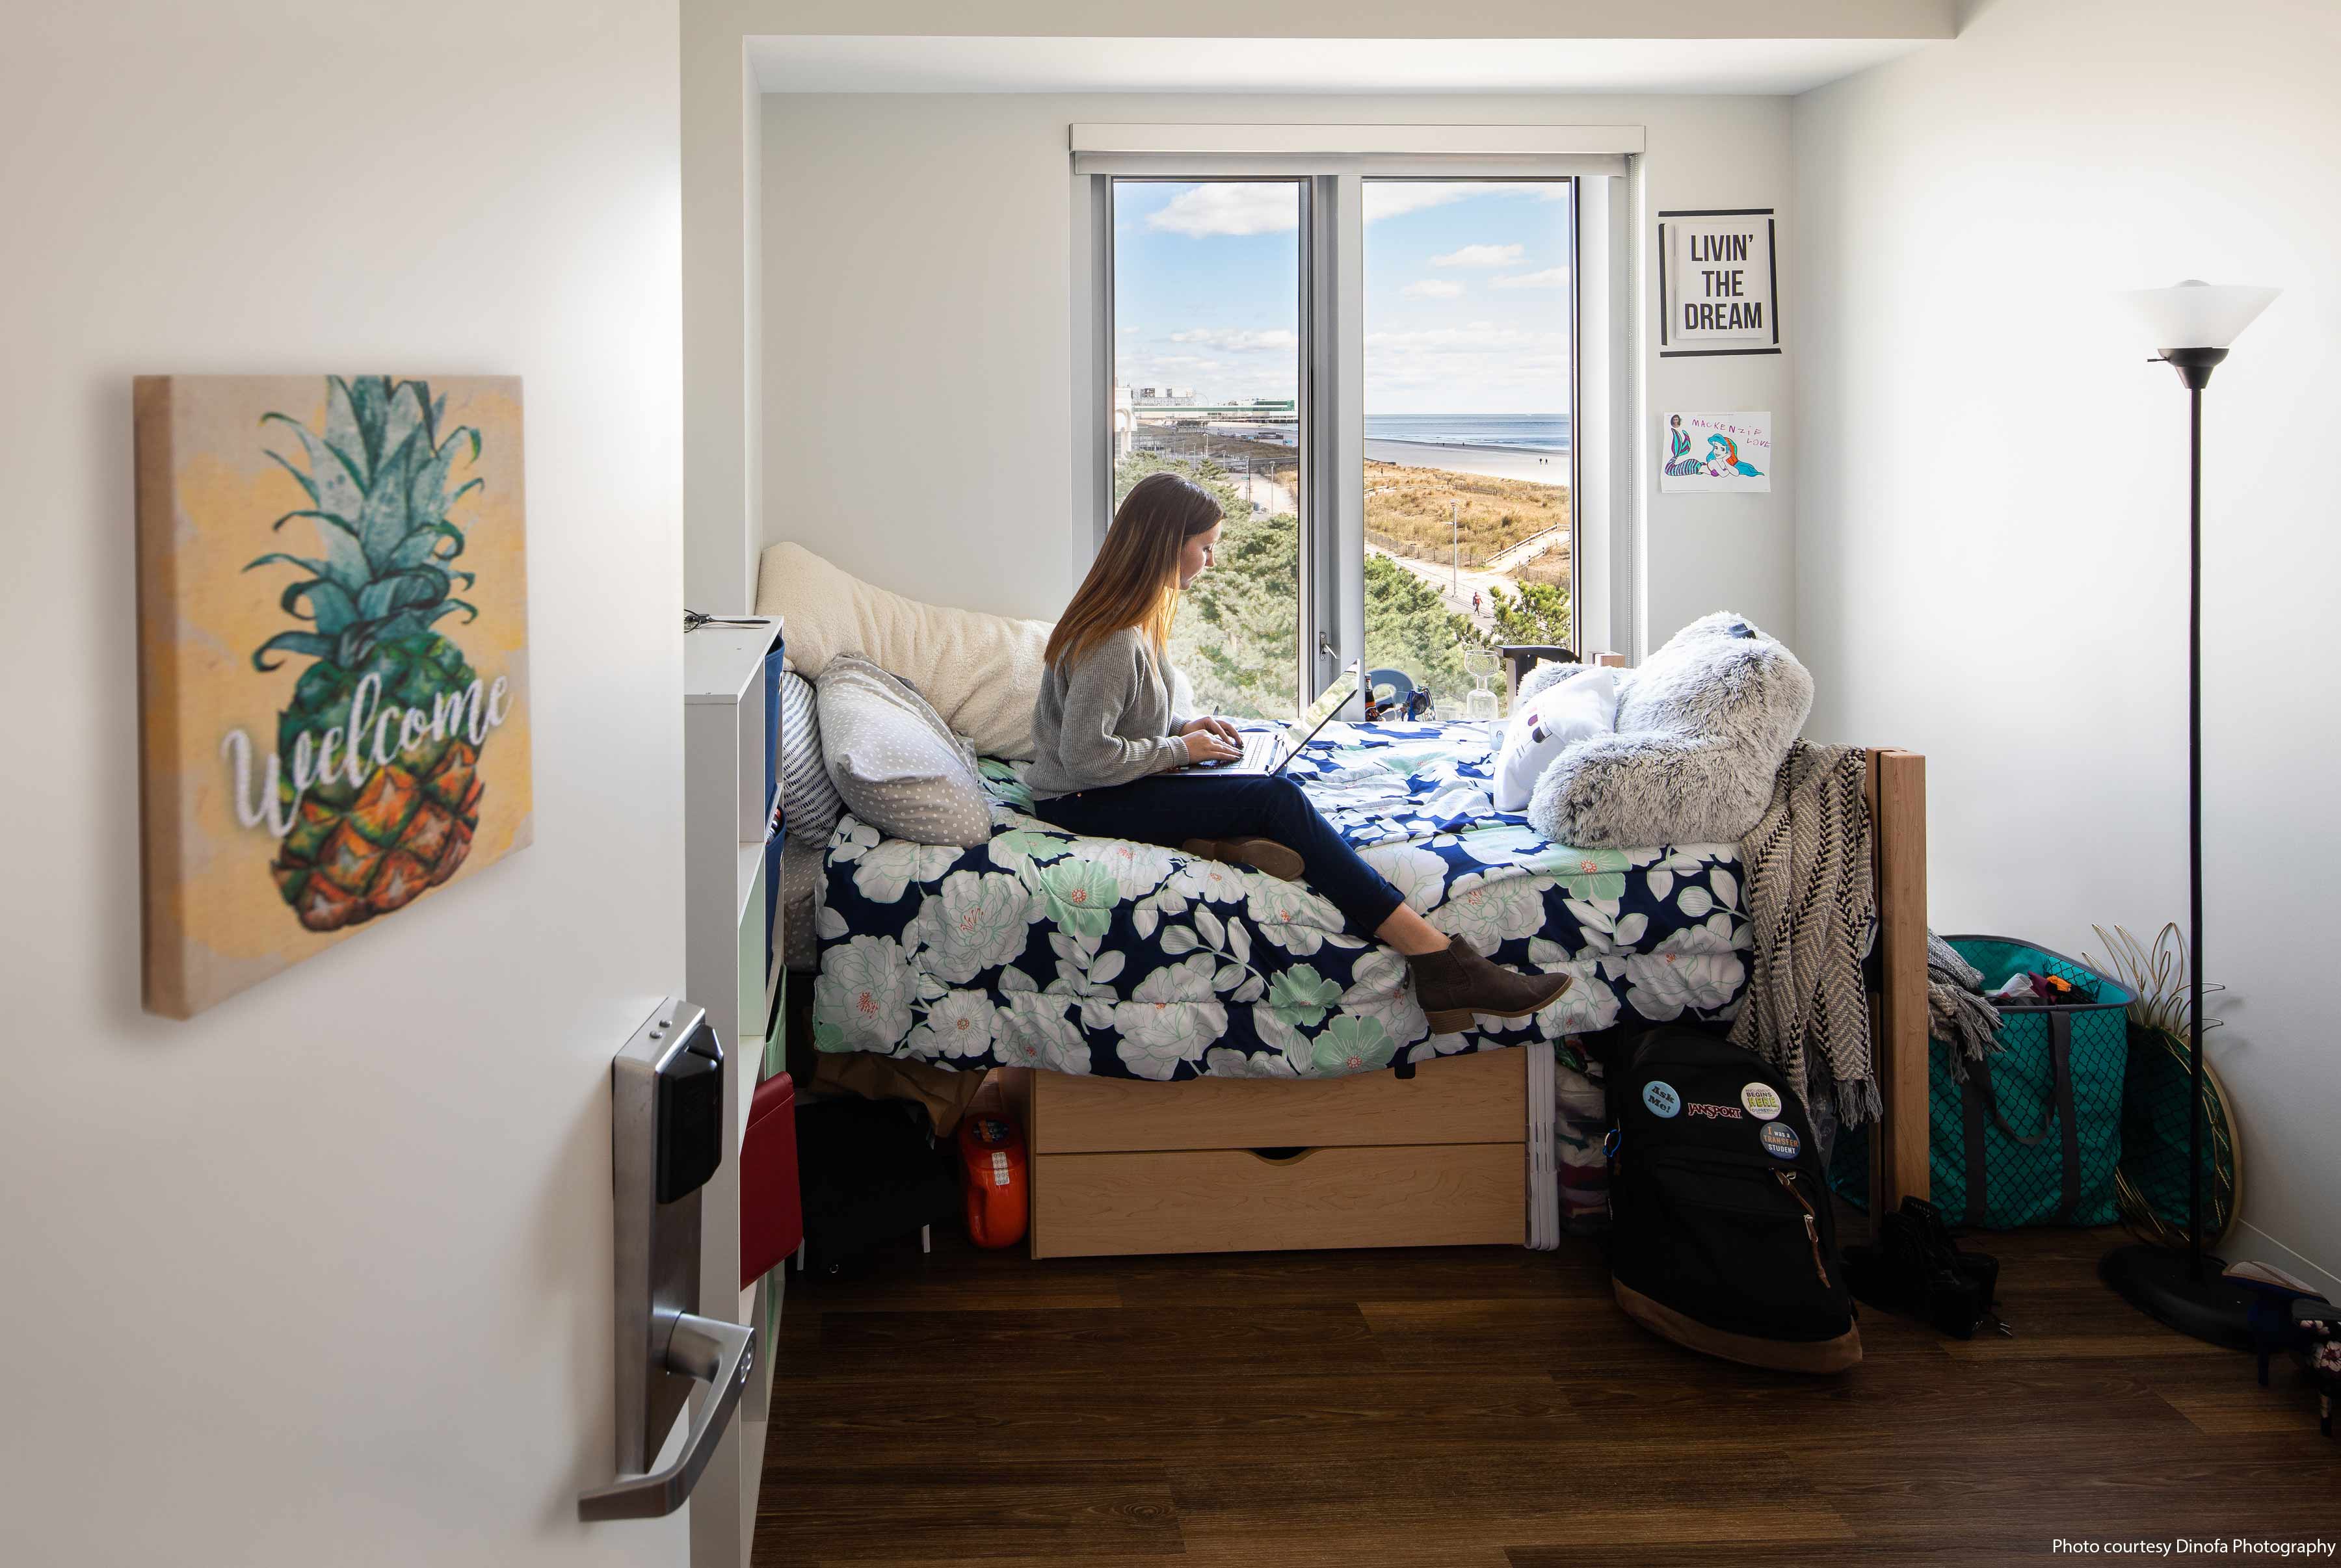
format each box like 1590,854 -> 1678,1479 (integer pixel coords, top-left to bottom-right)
1024,627 -> 1193,798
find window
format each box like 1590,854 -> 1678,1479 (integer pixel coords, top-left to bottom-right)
1083,140 -> 1613,722
1362,180 -> 1574,718
1111,180 -> 1304,720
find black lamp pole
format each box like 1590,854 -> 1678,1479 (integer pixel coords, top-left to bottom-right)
2180,348 -> 2215,1284
2100,344 -> 2253,1347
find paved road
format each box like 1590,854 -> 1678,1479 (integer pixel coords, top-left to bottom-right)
1368,541 -> 1515,634
1232,471 -> 1295,516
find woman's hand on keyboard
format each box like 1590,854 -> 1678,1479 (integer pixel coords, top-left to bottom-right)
1181,727 -> 1243,765
1180,715 -> 1242,746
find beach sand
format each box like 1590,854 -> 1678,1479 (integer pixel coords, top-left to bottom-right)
1366,438 -> 1568,485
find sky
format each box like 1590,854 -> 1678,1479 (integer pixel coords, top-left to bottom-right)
1111,180 -> 1572,417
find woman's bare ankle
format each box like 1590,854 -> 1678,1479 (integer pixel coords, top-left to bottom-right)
1376,905 -> 1451,956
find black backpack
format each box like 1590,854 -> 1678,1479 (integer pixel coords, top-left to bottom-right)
795,1097 -> 957,1277
1606,1025 -> 1861,1373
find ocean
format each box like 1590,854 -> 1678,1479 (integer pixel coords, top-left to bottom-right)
1178,412 -> 1574,484
1364,413 -> 1570,453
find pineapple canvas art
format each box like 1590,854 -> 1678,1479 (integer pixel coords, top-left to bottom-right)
135,376 -> 533,1018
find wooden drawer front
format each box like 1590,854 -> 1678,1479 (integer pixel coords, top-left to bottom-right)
1031,1047 -> 1526,1155
1032,1142 -> 1524,1258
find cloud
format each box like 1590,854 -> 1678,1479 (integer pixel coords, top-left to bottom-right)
1146,185 -> 1299,237
1118,353 -> 1231,377
1430,243 -> 1526,269
1367,324 -> 1548,352
1116,347 -> 1291,403
1362,322 -> 1570,408
1360,182 -> 1481,224
1361,181 -> 1574,223
1492,268 -> 1569,290
1401,279 -> 1465,300
1167,328 -> 1297,352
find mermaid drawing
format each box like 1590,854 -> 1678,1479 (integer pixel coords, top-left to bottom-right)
1663,413 -> 1704,477
1704,433 -> 1764,478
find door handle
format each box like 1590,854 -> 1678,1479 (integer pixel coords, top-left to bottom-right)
577,1313 -> 758,1521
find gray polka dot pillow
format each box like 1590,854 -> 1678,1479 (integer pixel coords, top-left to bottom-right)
814,653 -> 992,848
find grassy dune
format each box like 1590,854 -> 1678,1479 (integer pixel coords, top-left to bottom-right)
1130,434 -> 1572,586
1365,462 -> 1571,585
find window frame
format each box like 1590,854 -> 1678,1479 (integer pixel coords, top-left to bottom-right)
1074,141 -> 1633,714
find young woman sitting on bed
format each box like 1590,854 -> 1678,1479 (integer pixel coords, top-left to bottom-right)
1025,470 -> 1570,1034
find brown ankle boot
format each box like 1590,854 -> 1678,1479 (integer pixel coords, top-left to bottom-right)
1182,835 -> 1304,882
1405,935 -> 1572,1034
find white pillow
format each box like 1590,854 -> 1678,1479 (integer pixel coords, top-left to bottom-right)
754,541 -> 1052,760
1493,667 -> 1619,814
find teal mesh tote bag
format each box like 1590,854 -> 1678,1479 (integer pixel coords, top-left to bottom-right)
1833,937 -> 2133,1229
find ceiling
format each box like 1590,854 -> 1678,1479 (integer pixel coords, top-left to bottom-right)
748,34 -> 1933,98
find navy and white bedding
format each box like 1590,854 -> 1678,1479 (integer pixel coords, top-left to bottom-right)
810,720 -> 1750,1082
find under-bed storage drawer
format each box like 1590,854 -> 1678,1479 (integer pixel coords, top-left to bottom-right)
1031,1142 -> 1524,1258
1031,1047 -> 1526,1154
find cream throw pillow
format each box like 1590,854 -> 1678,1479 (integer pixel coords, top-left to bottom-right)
754,541 -> 1051,760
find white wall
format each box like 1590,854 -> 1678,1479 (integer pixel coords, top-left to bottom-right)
1795,0 -> 2341,1285
0,5 -> 688,1563
758,90 -> 1798,647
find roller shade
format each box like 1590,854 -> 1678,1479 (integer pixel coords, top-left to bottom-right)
1071,122 -> 1636,177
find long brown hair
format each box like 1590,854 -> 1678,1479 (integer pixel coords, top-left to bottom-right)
1044,470 -> 1223,672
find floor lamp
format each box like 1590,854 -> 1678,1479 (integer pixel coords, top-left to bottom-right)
2100,280 -> 2279,1348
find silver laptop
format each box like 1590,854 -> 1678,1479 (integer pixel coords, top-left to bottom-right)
1176,662 -> 1361,777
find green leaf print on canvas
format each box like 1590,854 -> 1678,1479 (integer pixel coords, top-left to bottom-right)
1035,857 -> 1120,940
1311,1014 -> 1395,1074
1263,963 -> 1345,1028
1552,846 -> 1633,902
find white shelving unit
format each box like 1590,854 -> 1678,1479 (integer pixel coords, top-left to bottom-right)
683,615 -> 781,1568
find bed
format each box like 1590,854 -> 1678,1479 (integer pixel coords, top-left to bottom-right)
803,721 -> 1931,1261
761,545 -> 1927,1261
810,718 -> 1752,1082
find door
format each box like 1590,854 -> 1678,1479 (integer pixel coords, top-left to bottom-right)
1,5 -> 691,1566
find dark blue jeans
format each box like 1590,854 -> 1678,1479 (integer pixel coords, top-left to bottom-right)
1032,771 -> 1406,937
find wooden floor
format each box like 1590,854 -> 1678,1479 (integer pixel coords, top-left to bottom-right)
752,1223 -> 2341,1565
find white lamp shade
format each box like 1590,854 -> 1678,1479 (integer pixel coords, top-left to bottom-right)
2119,280 -> 2280,352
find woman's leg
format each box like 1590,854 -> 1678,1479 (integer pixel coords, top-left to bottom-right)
1374,902 -> 1451,957
1033,772 -> 1407,937
1032,773 -> 1569,1027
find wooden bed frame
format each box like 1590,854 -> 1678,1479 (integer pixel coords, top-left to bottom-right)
1001,746 -> 1929,1259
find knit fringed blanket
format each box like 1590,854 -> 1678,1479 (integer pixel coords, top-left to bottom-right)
1726,741 -> 1881,1123
1925,930 -> 2005,1082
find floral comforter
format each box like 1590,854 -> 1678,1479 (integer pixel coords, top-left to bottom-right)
811,720 -> 1749,1082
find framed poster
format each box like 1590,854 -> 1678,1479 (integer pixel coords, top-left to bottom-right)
1658,209 -> 1780,358
1660,412 -> 1773,494
135,375 -> 533,1018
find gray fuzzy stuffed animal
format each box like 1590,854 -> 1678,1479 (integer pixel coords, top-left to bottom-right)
1524,612 -> 1812,847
